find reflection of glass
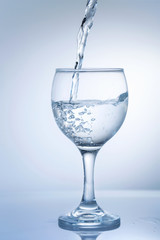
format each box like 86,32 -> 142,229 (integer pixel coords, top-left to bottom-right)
77,231 -> 100,240
51,69 -> 128,230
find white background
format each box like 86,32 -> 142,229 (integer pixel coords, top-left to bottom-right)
1,0 -> 160,192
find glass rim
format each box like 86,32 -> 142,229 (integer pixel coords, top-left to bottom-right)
56,68 -> 124,73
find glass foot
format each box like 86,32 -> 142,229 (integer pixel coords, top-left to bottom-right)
58,211 -> 120,231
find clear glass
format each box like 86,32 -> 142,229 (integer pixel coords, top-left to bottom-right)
51,68 -> 128,231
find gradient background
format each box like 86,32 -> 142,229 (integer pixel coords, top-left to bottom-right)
1,0 -> 160,192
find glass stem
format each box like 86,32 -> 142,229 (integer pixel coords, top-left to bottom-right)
80,150 -> 98,204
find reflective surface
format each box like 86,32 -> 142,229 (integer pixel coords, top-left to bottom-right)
0,191 -> 160,239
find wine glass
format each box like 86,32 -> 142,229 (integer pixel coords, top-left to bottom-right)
51,68 -> 128,231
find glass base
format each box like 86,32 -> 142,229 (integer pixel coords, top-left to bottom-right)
58,211 -> 120,231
